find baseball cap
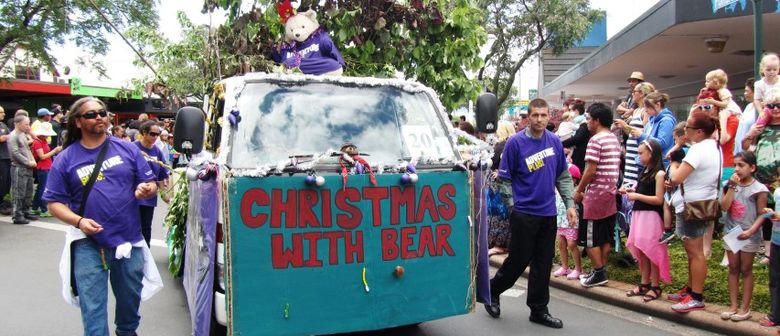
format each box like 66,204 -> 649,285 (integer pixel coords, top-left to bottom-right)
37,108 -> 54,117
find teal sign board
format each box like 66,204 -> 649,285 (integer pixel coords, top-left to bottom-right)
226,171 -> 473,335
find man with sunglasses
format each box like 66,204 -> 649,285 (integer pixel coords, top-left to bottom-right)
43,97 -> 163,336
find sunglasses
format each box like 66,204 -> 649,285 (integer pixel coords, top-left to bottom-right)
148,132 -> 161,137
767,103 -> 780,109
79,109 -> 108,119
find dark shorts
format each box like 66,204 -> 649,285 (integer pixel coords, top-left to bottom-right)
578,214 -> 616,248
763,218 -> 773,241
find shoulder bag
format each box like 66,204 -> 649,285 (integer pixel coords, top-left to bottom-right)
680,147 -> 721,222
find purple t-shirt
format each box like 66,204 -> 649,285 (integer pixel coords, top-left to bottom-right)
498,130 -> 567,216
134,141 -> 170,207
273,29 -> 346,75
43,137 -> 155,248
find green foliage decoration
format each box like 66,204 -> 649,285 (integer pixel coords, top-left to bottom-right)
164,169 -> 189,277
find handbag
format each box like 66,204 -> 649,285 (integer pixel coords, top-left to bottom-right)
680,148 -> 721,222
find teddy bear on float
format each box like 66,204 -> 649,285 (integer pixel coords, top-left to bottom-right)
272,1 -> 346,76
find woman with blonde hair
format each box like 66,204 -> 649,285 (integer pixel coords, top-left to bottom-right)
615,81 -> 656,188
556,111 -> 577,141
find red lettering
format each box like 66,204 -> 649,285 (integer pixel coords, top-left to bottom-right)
321,189 -> 332,228
435,224 -> 455,256
322,231 -> 343,265
415,185 -> 440,223
271,189 -> 297,228
381,228 -> 399,261
298,189 -> 320,228
437,184 -> 457,221
240,188 -> 268,228
400,226 -> 418,259
390,186 -> 416,225
363,187 -> 389,226
344,230 -> 364,264
271,233 -> 303,269
335,188 -> 362,229
302,232 -> 323,267
417,225 -> 436,257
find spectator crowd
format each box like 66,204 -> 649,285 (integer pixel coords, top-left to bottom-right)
482,52 -> 780,331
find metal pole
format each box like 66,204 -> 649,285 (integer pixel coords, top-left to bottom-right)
754,0 -> 763,79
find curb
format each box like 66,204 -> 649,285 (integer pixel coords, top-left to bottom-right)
488,254 -> 775,336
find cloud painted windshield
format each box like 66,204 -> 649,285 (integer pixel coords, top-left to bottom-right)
229,81 -> 456,168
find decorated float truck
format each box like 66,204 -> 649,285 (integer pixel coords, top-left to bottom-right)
172,73 -> 498,336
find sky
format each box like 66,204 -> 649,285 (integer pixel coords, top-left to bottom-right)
58,0 -> 661,93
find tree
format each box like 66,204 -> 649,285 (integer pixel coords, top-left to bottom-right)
0,0 -> 158,77
124,12 -> 213,104
477,0 -> 603,109
200,0 -> 487,111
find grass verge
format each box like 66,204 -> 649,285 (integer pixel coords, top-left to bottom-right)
553,238 -> 771,313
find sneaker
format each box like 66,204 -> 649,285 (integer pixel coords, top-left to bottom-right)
30,209 -> 40,216
580,270 -> 608,288
24,213 -> 39,220
759,316 -> 777,327
579,270 -> 593,280
671,295 -> 705,313
38,210 -> 52,218
12,217 -> 29,225
552,267 -> 570,277
659,232 -> 676,244
566,270 -> 582,280
667,286 -> 690,302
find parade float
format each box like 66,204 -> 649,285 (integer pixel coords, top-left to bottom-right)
169,72 -> 497,335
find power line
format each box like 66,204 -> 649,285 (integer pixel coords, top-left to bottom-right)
85,0 -> 164,84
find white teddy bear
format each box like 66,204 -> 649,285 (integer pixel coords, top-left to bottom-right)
272,10 -> 345,76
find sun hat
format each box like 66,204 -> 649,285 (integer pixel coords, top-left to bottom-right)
627,71 -> 645,82
35,122 -> 57,137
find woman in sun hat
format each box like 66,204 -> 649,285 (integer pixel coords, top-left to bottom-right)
31,122 -> 62,217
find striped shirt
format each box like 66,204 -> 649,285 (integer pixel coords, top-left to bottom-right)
583,131 -> 621,220
623,113 -> 645,187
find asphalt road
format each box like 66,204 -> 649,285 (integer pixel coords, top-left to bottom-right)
0,201 -> 720,336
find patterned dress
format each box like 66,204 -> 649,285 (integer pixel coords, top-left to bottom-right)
487,177 -> 513,249
756,124 -> 780,193
623,109 -> 645,188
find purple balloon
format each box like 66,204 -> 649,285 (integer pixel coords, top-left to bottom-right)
228,109 -> 242,126
400,174 -> 412,184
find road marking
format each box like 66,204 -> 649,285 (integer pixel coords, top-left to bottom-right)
3,218 -> 167,248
